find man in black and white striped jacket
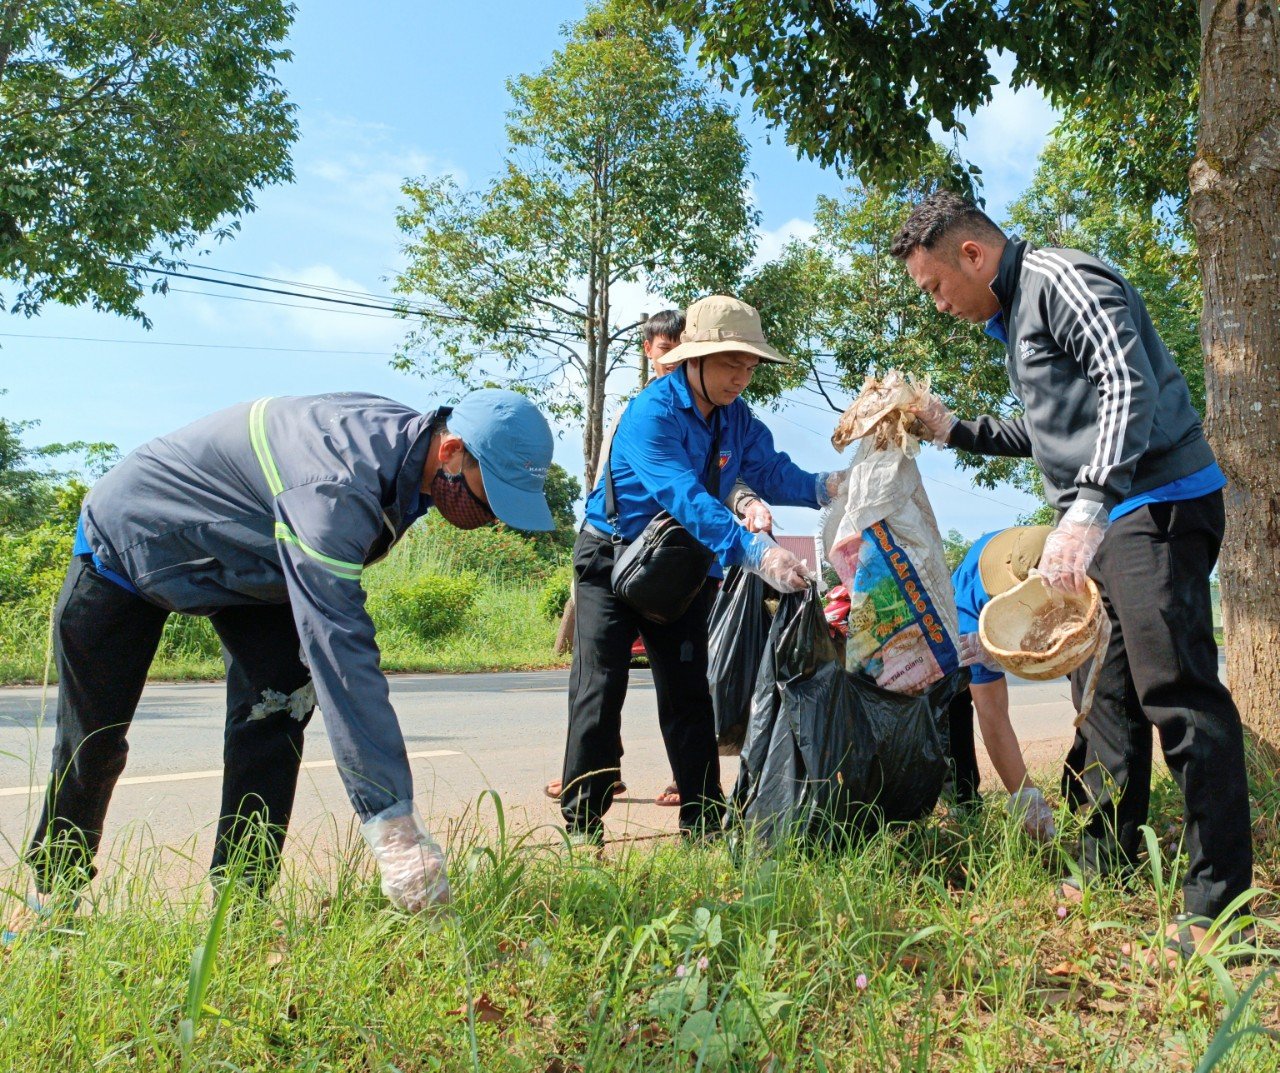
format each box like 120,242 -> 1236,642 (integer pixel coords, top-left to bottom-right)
890,191 -> 1252,964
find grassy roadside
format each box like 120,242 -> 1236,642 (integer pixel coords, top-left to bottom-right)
0,525 -> 571,686
2,770 -> 1278,1071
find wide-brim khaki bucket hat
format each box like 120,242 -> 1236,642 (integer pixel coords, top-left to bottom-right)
978,575 -> 1104,681
657,294 -> 789,367
978,525 -> 1054,597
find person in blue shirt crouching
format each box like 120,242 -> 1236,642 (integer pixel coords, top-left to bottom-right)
560,295 -> 842,845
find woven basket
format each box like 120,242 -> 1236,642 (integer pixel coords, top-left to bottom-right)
978,575 -> 1103,681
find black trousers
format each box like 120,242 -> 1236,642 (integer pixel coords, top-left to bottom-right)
1067,491 -> 1252,919
561,530 -> 724,837
946,686 -> 981,806
27,557 -> 315,893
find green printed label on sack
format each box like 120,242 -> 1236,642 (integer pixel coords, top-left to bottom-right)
844,520 -> 959,691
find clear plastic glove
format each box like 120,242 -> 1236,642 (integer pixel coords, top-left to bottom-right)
738,497 -> 774,534
817,470 -> 846,506
1038,499 -> 1109,595
958,632 -> 1002,673
907,392 -> 957,444
360,809 -> 451,913
1008,786 -> 1057,841
743,533 -> 811,593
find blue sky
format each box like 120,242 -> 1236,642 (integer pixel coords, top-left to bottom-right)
1,1 -> 1058,538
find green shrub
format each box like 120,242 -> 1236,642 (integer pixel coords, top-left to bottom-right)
367,572 -> 479,641
156,613 -> 223,664
0,525 -> 72,607
412,515 -> 554,584
537,566 -> 573,620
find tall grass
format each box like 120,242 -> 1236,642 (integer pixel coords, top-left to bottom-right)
0,526 -> 568,685
2,770 -> 1278,1071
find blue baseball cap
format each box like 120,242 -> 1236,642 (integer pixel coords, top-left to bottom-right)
448,389 -> 555,531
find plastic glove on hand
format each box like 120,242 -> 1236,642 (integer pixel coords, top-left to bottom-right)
1008,786 -> 1057,842
958,632 -> 1002,673
906,392 -> 957,444
820,470 -> 846,505
743,534 -> 811,593
757,546 -> 810,593
360,811 -> 451,913
1038,500 -> 1108,595
739,497 -> 774,535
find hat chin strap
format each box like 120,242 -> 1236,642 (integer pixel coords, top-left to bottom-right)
689,359 -> 718,418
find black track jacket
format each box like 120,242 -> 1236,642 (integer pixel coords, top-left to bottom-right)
949,237 -> 1215,513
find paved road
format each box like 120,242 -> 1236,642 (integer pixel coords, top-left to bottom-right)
0,669 -> 1085,885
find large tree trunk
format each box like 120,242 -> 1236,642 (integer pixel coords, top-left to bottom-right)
1190,0 -> 1280,742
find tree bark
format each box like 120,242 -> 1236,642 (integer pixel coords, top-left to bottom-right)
554,592 -> 576,655
1190,0 -> 1280,742
582,132 -> 609,493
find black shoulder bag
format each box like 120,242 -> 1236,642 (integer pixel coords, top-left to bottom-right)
607,409 -> 721,625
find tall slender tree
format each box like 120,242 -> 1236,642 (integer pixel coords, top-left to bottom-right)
394,0 -> 756,490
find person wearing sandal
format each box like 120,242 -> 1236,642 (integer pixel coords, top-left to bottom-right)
560,295 -> 840,846
894,192 -> 1255,967
547,310 -> 775,814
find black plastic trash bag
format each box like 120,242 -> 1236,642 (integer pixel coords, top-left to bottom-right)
707,566 -> 773,755
731,584 -> 968,850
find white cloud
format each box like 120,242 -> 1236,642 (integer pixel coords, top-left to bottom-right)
933,53 -> 1059,218
752,217 -> 817,268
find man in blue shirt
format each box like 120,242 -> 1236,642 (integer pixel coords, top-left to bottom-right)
561,295 -> 839,844
893,192 -> 1251,961
950,526 -> 1058,840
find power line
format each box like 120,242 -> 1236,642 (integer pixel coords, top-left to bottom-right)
176,263 -> 410,304
114,261 -> 587,342
0,331 -> 393,356
164,285 -> 407,320
114,261 -> 430,317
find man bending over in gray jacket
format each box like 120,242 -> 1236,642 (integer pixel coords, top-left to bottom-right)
22,389 -> 554,918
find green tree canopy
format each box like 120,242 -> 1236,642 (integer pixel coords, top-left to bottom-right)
0,402 -> 116,533
1007,134 -> 1203,411
0,0 -> 298,322
655,1 -> 1196,189
740,156 -> 1020,489
393,0 -> 757,488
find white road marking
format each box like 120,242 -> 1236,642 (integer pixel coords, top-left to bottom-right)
0,750 -> 460,798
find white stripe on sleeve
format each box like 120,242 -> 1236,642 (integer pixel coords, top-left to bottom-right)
1023,251 -> 1133,489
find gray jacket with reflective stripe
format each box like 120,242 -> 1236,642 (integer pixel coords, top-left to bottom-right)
80,393 -> 439,820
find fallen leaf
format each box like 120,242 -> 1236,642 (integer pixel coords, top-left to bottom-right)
447,993 -> 507,1024
1046,961 -> 1087,979
899,954 -> 928,974
620,1022 -> 665,1046
1091,998 -> 1130,1014
265,936 -> 289,969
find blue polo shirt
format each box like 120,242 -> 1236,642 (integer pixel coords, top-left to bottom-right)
952,531 -> 1003,686
584,365 -> 824,567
